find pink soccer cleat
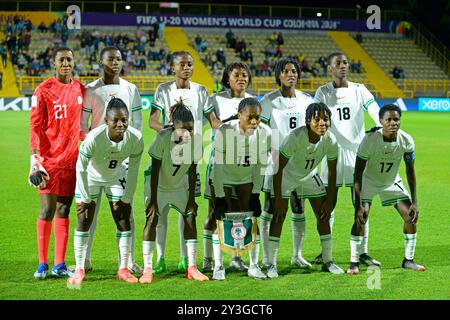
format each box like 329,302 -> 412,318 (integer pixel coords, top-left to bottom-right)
116,268 -> 139,283
139,267 -> 153,284
185,265 -> 209,281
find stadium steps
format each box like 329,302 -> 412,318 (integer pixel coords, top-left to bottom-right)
328,31 -> 402,98
165,27 -> 214,92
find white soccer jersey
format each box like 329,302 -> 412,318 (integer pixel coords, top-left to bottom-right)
76,124 -> 144,203
152,80 -> 208,134
260,89 -> 314,147
203,90 -> 253,128
314,81 -> 379,152
213,120 -> 271,197
280,126 -> 338,180
148,128 -> 202,192
82,78 -> 143,132
357,129 -> 414,186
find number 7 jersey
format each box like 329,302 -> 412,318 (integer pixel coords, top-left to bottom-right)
30,77 -> 85,169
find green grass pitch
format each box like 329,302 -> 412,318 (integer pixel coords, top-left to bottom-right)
0,110 -> 449,300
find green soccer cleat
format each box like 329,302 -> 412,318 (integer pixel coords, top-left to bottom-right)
177,257 -> 188,273
153,257 -> 167,274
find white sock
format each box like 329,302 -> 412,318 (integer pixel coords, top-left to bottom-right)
155,209 -> 168,260
179,215 -> 187,259
212,233 -> 223,268
142,241 -> 154,269
127,210 -> 136,266
117,231 -> 131,269
291,213 -> 306,258
203,229 -> 213,259
350,235 -> 363,263
361,219 -> 369,254
74,230 -> 89,270
259,211 -> 272,265
329,211 -> 335,232
268,236 -> 280,266
186,239 -> 198,267
320,234 -> 333,263
248,235 -> 260,267
86,194 -> 101,261
404,233 -> 417,260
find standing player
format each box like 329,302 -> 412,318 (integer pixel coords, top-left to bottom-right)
149,51 -> 208,274
140,102 -> 208,283
29,47 -> 84,279
211,97 -> 271,280
347,104 -> 425,274
313,52 -> 381,266
259,58 -> 315,270
80,46 -> 143,274
202,62 -> 254,273
267,103 -> 344,278
69,98 -> 144,285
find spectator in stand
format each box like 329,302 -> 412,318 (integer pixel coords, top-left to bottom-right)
277,32 -> 284,46
158,48 -> 167,62
194,34 -> 202,52
61,26 -> 69,47
199,39 -> 208,52
355,60 -> 362,73
149,26 -> 156,47
0,43 -> 7,68
23,30 -> 31,52
0,70 -> 3,90
393,66 -> 405,79
317,55 -> 327,77
159,21 -> 166,40
216,48 -> 226,66
17,53 -> 27,70
226,29 -> 235,48
38,22 -> 48,33
275,44 -> 283,58
355,31 -> 363,43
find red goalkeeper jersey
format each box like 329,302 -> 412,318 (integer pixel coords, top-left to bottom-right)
30,77 -> 85,169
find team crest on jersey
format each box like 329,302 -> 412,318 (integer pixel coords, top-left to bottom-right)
78,96 -> 83,105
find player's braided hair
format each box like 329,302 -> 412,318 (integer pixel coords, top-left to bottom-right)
365,126 -> 383,134
106,97 -> 129,117
305,102 -> 332,129
379,104 -> 402,119
100,46 -> 121,60
274,58 -> 301,86
170,51 -> 193,66
221,61 -> 252,89
222,97 -> 261,123
169,101 -> 194,125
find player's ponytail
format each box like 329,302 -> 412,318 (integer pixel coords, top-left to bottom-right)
169,101 -> 194,127
106,97 -> 129,117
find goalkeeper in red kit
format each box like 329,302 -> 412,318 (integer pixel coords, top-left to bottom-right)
29,47 -> 85,279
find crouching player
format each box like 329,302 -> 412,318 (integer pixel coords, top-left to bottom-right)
212,97 -> 271,280
267,102 -> 345,278
347,104 -> 425,274
140,102 -> 208,283
69,98 -> 144,285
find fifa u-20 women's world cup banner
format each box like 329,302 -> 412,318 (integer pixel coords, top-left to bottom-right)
217,212 -> 257,256
81,13 -> 392,32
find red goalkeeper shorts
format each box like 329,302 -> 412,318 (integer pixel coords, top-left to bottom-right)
38,167 -> 76,197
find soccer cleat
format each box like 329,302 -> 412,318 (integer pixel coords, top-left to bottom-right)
33,263 -> 49,279
212,266 -> 226,280
291,256 -> 312,269
346,262 -> 360,275
185,265 -> 209,281
322,261 -> 345,274
402,258 -> 426,271
202,257 -> 213,273
177,257 -> 188,273
248,265 -> 267,279
359,253 -> 382,267
266,264 -> 279,279
310,253 -> 323,265
68,269 -> 85,285
153,257 -> 167,274
51,263 -> 74,277
128,262 -> 143,275
229,256 -> 248,271
116,268 -> 139,283
139,267 -> 153,284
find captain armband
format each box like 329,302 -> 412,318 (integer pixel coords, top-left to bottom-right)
403,151 -> 415,162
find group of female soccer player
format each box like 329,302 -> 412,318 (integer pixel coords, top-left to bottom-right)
28,45 -> 425,286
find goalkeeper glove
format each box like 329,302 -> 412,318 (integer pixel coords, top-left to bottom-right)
28,154 -> 50,188
213,197 -> 228,220
250,193 -> 262,217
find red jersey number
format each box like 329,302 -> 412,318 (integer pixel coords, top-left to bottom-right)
54,104 -> 68,120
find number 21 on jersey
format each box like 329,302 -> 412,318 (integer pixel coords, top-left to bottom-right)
54,104 -> 67,119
